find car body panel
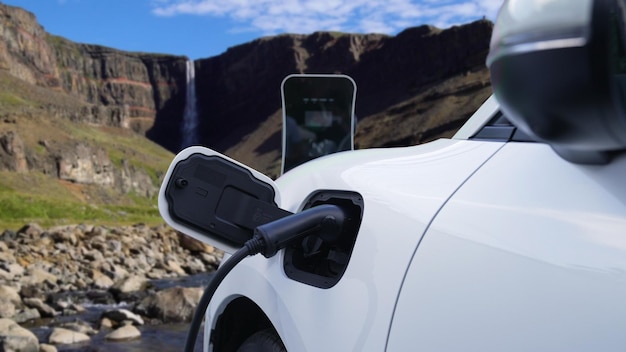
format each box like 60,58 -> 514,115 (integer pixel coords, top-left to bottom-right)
388,142 -> 626,351
206,138 -> 504,351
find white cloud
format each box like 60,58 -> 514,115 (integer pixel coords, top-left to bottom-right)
150,0 -> 504,35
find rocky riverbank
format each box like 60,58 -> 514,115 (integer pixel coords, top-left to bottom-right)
0,223 -> 223,351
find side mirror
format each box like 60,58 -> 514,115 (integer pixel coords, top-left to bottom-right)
487,0 -> 626,164
281,74 -> 357,174
158,147 -> 290,253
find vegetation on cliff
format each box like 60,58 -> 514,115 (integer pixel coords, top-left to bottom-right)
0,70 -> 173,230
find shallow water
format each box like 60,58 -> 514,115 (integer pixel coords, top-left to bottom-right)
53,323 -> 205,351
29,272 -> 214,351
33,322 -> 204,352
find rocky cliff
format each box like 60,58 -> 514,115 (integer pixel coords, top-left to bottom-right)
0,0 -> 493,209
197,21 -> 493,176
0,2 -> 181,219
0,2 -> 189,151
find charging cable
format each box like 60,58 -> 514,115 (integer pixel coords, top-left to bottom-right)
184,204 -> 346,352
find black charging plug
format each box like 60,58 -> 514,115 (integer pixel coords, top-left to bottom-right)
251,204 -> 346,258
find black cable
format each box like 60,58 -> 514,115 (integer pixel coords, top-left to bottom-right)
184,237 -> 264,352
183,205 -> 344,351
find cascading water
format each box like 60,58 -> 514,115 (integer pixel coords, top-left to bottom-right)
181,60 -> 199,149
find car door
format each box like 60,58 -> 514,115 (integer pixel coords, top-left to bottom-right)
387,141 -> 626,351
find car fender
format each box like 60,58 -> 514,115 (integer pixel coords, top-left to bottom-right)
206,138 -> 505,350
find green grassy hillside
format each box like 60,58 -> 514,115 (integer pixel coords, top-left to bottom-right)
0,70 -> 174,231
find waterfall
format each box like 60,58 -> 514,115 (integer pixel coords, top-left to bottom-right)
181,60 -> 199,148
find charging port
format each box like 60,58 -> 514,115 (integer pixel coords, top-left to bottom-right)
283,190 -> 364,289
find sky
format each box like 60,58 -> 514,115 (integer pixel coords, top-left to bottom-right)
2,0 -> 504,60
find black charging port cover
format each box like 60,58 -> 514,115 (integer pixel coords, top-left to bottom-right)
164,153 -> 288,247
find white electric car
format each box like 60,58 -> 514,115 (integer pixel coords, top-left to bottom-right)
159,0 -> 626,351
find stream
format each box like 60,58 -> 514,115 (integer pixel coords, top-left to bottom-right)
26,272 -> 214,351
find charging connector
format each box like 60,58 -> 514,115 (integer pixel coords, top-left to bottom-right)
253,204 -> 345,257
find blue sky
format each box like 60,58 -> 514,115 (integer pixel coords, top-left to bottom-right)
3,0 -> 503,60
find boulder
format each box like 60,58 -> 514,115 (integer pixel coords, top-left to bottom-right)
0,285 -> 22,307
22,298 -> 58,318
101,309 -> 144,326
105,324 -> 141,341
110,264 -> 130,281
0,231 -> 16,242
39,344 -> 57,352
17,223 -> 44,238
0,263 -> 23,282
110,275 -> 149,295
12,308 -> 40,324
99,317 -> 113,330
59,320 -> 97,335
90,269 -> 114,289
0,298 -> 16,319
199,252 -> 220,267
177,233 -> 215,253
19,285 -> 47,300
47,328 -> 90,345
21,268 -> 58,287
0,318 -> 39,352
85,290 -> 116,305
182,257 -> 207,275
0,251 -> 15,264
165,259 -> 187,276
135,286 -> 203,323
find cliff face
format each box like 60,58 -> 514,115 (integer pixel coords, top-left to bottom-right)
194,32 -> 389,151
195,21 -> 493,176
48,40 -> 189,151
0,3 -> 189,151
0,2 -> 178,210
0,1 -> 493,181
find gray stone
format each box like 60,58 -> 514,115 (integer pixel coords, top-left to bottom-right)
182,257 -> 207,275
21,268 -> 57,287
101,309 -> 144,326
59,320 -> 97,335
0,318 -> 39,352
23,298 -> 58,318
47,328 -> 90,345
17,223 -> 44,238
105,324 -> 141,341
135,286 -> 203,323
19,285 -> 47,300
0,252 -> 16,264
50,230 -> 77,246
146,268 -> 167,280
0,285 -> 22,306
12,308 -> 40,324
199,252 -> 220,267
39,344 -> 57,352
110,275 -> 148,294
90,270 -> 114,289
83,250 -> 104,262
178,233 -> 215,253
0,299 -> 16,319
99,317 -> 113,330
0,264 -> 22,282
165,259 -> 186,275
106,264 -> 129,281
